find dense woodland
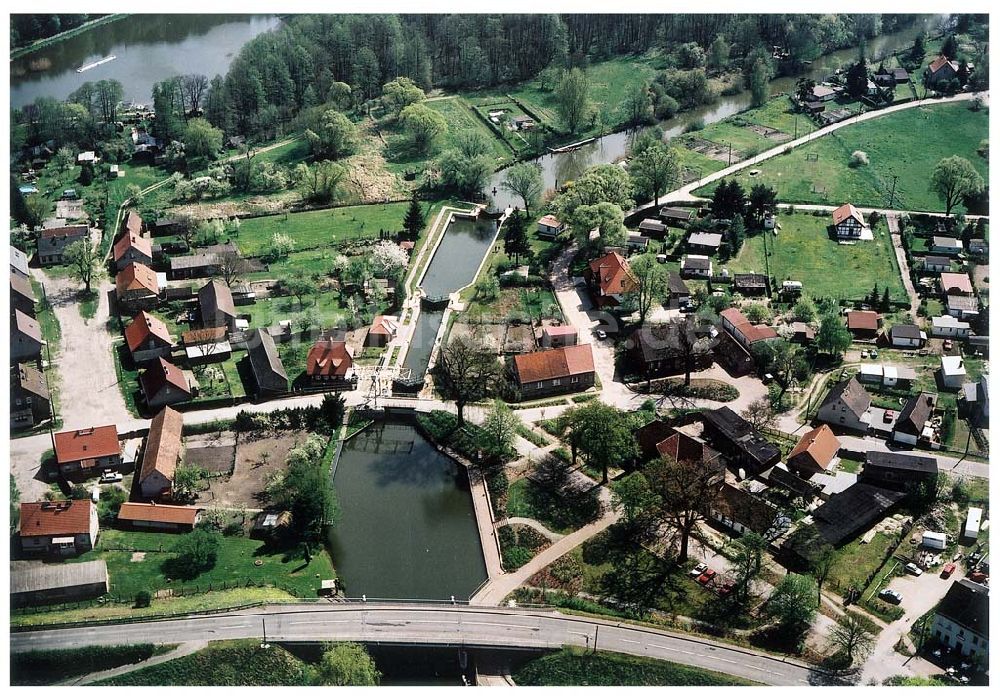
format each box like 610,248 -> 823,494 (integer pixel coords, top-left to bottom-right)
10,14 -> 101,49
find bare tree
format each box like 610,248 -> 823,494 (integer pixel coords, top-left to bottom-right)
663,316 -> 715,386
217,250 -> 247,287
434,335 -> 502,426
182,74 -> 209,113
830,611 -> 877,666
646,455 -> 723,562
741,397 -> 777,432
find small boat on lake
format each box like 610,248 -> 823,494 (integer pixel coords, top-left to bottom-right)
77,55 -> 116,73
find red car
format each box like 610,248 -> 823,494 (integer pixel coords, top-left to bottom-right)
717,580 -> 736,597
697,569 -> 717,585
941,563 -> 956,578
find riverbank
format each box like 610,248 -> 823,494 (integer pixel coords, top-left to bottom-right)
10,14 -> 129,60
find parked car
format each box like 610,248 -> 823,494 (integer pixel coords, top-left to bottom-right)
941,563 -> 957,578
905,562 -> 924,576
861,349 -> 869,358
595,330 -> 607,340
697,569 -> 717,585
690,562 -> 708,577
878,588 -> 903,604
943,339 -> 954,350
717,580 -> 736,597
870,349 -> 878,359
99,472 -> 123,484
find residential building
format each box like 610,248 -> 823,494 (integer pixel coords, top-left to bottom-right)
940,355 -> 967,389
138,406 -> 184,499
118,502 -> 200,532
809,483 -> 906,546
37,225 -> 88,265
140,358 -> 195,409
10,559 -> 109,608
947,294 -> 980,320
536,215 -> 565,239
687,231 -> 723,255
701,406 -> 781,476
856,363 -> 917,388
540,325 -> 578,349
931,579 -> 989,662
10,245 -> 30,277
10,273 -> 36,317
18,500 -> 99,556
733,273 -> 769,296
54,424 -> 122,476
122,209 -> 143,237
659,206 -> 695,227
638,218 -> 667,238
861,451 -> 938,491
584,251 -> 638,307
116,262 -> 160,312
306,338 -> 356,385
667,272 -> 690,308
124,311 -> 175,363
653,432 -> 722,475
708,484 -> 789,539
10,363 -> 51,430
198,279 -> 237,331
832,203 -> 867,238
816,377 -> 872,432
512,344 -> 596,399
366,315 -> 399,348
940,273 -> 974,296
720,307 -> 778,351
930,236 -> 963,255
787,424 -> 841,476
168,242 -> 241,280
925,55 -> 960,87
626,233 -> 649,252
680,254 -> 712,278
244,328 -> 289,398
931,315 -> 971,339
629,322 -> 713,378
960,375 -> 989,425
811,84 -> 837,101
889,323 -> 926,348
892,392 -> 938,446
789,322 -> 816,344
923,255 -> 951,273
112,232 -> 153,271
846,310 -> 880,340
12,309 -> 44,362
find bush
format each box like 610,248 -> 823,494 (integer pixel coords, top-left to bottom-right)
849,150 -> 869,168
683,119 -> 705,133
134,590 -> 152,608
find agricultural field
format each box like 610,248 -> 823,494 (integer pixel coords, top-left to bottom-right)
727,212 -> 908,303
696,102 -> 989,212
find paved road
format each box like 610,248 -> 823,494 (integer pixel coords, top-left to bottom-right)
836,434 -> 988,479
10,604 -> 835,686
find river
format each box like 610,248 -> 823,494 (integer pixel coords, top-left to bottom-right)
10,14 -> 281,109
485,17 -> 937,210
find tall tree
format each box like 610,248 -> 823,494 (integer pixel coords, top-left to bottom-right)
749,59 -> 771,106
63,239 -> 101,293
664,316 -> 713,386
710,179 -> 746,220
181,74 -> 209,113
629,141 -> 679,207
183,118 -> 223,162
269,435 -> 339,559
313,643 -> 381,686
810,544 -> 837,605
626,254 -> 668,325
554,67 -> 592,134
929,156 -> 985,216
619,81 -> 654,127
728,532 -> 767,607
304,109 -> 359,160
434,334 -> 502,425
380,76 -> 425,117
817,313 -> 851,358
708,35 -> 731,72
566,401 -> 637,483
501,163 -> 544,217
399,103 -> 447,154
479,399 -> 519,464
830,612 -> 877,666
764,573 -> 818,633
747,183 -> 777,228
503,210 -> 531,265
402,197 -> 425,240
646,454 -> 722,562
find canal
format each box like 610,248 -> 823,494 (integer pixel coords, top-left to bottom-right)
10,14 -> 281,109
326,421 -> 487,600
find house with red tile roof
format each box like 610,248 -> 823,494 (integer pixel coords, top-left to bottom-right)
846,310 -> 880,340
365,315 -> 399,348
125,310 -> 175,363
584,251 -> 637,307
10,272 -> 36,317
787,424 -> 841,476
138,407 -> 184,499
113,232 -> 153,271
19,500 -> 99,556
37,225 -> 89,265
54,424 -> 121,476
925,55 -> 960,87
940,273 -> 974,296
512,344 -> 595,399
719,307 -> 778,351
123,209 -> 143,237
540,324 -> 579,349
537,215 -> 565,239
118,502 -> 201,532
831,203 -> 867,239
116,262 -> 160,312
306,339 -> 355,384
140,358 -> 194,409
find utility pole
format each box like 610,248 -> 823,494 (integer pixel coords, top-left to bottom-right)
260,617 -> 270,649
728,142 -> 733,166
888,174 -> 899,209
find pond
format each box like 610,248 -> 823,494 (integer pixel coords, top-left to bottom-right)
326,421 -> 487,600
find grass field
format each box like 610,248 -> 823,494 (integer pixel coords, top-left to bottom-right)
727,212 -> 908,302
11,644 -> 173,686
252,137 -> 311,166
824,531 -> 897,595
513,649 -> 756,686
696,102 -> 989,212
426,97 -> 513,162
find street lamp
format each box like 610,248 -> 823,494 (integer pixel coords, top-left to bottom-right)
260,617 -> 270,649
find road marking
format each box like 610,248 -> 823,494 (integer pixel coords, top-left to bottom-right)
649,643 -> 691,655
620,639 -> 640,644
288,619 -> 350,626
219,625 -> 246,630
465,621 -> 532,630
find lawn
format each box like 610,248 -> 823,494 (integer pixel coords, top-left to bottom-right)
252,137 -> 311,167
513,648 -> 757,686
824,531 -> 897,595
11,644 -> 174,686
727,212 -> 908,303
696,102 -> 989,213
68,528 -> 335,601
426,96 -> 513,163
505,477 -> 601,535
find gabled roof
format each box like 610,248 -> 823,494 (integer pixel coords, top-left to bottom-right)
118,502 -> 199,525
688,231 -> 722,248
514,344 -> 595,384
116,262 -> 159,295
947,295 -> 979,312
932,315 -> 970,330
895,392 -> 937,436
125,311 -> 173,352
656,432 -> 721,471
14,363 -> 49,400
54,425 -> 120,464
889,323 -> 923,340
659,206 -> 695,220
940,273 -> 973,294
787,424 -> 841,471
812,483 -> 906,545
832,203 -> 865,227
936,579 -> 989,639
124,209 -> 143,236
13,309 -> 43,344
181,327 -> 228,345
10,272 -> 35,303
928,55 -> 959,74
198,279 -> 236,321
820,377 -> 872,419
846,310 -> 879,331
369,315 -> 399,337
941,355 -> 967,376
113,232 -> 152,263
711,484 -> 781,536
588,251 -> 638,295
668,271 -> 690,296
924,255 -> 950,267
865,450 -> 938,473
932,236 -> 962,249
538,214 -> 563,228
682,255 -> 711,270
38,224 -> 89,241
702,406 -> 781,468
19,500 -> 93,537
139,406 -> 183,488
140,358 -> 191,399
306,339 -> 353,377
11,559 -> 107,594
246,328 -> 288,386
10,245 -> 30,276
639,218 -> 667,232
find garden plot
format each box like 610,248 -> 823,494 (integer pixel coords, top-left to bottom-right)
684,137 -> 742,163
450,322 -> 506,354
195,431 -> 310,509
745,123 -> 791,142
183,433 -> 237,475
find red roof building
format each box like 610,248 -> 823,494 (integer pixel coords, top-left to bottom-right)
116,262 -> 160,311
719,307 -> 778,350
118,502 -> 200,531
19,500 -> 99,555
513,344 -> 596,399
786,424 -> 841,475
124,311 -> 174,362
140,358 -> 193,409
113,232 -> 153,270
846,310 -> 880,339
53,425 -> 122,474
585,251 -> 638,306
306,339 -> 354,381
365,315 -> 399,348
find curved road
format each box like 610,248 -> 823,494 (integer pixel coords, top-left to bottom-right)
10,603 -> 837,686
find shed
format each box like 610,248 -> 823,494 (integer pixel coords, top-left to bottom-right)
10,559 -> 109,607
963,507 -> 983,540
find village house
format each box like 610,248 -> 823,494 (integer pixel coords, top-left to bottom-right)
118,502 -> 201,533
169,242 -> 241,280
112,232 -> 153,272
732,273 -> 769,296
720,307 -> 778,351
244,328 -> 289,399
125,310 -> 175,363
846,310 -> 880,340
808,483 -> 907,547
122,209 -> 143,236
931,314 -> 972,339
18,500 -> 99,556
626,233 -> 649,253
930,236 -> 963,255
789,322 -> 816,344
857,363 -> 917,389
860,451 -> 938,491
647,430 -> 723,479
932,579 -> 989,663
811,84 -> 837,101
889,323 -> 926,348
10,245 -> 30,278
37,225 -> 89,266
831,203 -> 867,239
787,424 -> 841,476
10,363 -> 51,430
940,273 -> 974,296
686,231 -> 723,255
116,262 -> 161,312
138,406 -> 184,499
925,55 -> 960,87
667,272 -> 691,309
892,392 -> 938,446
708,483 -> 789,540
306,338 -> 356,385
54,424 -> 122,476
536,215 -> 565,239
638,218 -> 667,239
10,273 -> 36,318
947,294 -> 980,320
11,559 -> 109,608
817,377 -> 872,432
140,358 -> 195,409
629,321 -> 713,379
701,406 -> 781,476
12,309 -> 44,362
680,254 -> 712,278
539,324 -> 579,349
923,255 -> 952,273
960,374 -> 989,426
512,344 -> 596,399
198,279 -> 237,332
366,315 -> 399,348
659,206 -> 695,228
940,355 -> 968,389
584,251 -> 638,307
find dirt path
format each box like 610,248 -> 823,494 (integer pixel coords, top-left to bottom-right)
64,641 -> 207,685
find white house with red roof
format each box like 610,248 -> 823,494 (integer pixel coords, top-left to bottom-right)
831,203 -> 871,240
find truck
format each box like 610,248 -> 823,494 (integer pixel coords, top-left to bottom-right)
922,531 -> 948,550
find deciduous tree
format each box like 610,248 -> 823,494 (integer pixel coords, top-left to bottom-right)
626,254 -> 668,326
434,335 -> 502,425
399,103 -> 447,154
929,156 -> 985,216
629,141 -> 679,207
305,109 -> 359,160
381,76 -> 425,117
313,643 -> 381,686
565,401 -> 637,483
830,611 -> 877,665
501,162 -> 544,217
554,67 -> 592,133
646,454 -> 722,562
764,573 -> 818,632
63,239 -> 101,293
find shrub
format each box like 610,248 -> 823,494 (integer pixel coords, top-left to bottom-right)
683,119 -> 705,133
134,590 -> 152,608
849,150 -> 869,168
